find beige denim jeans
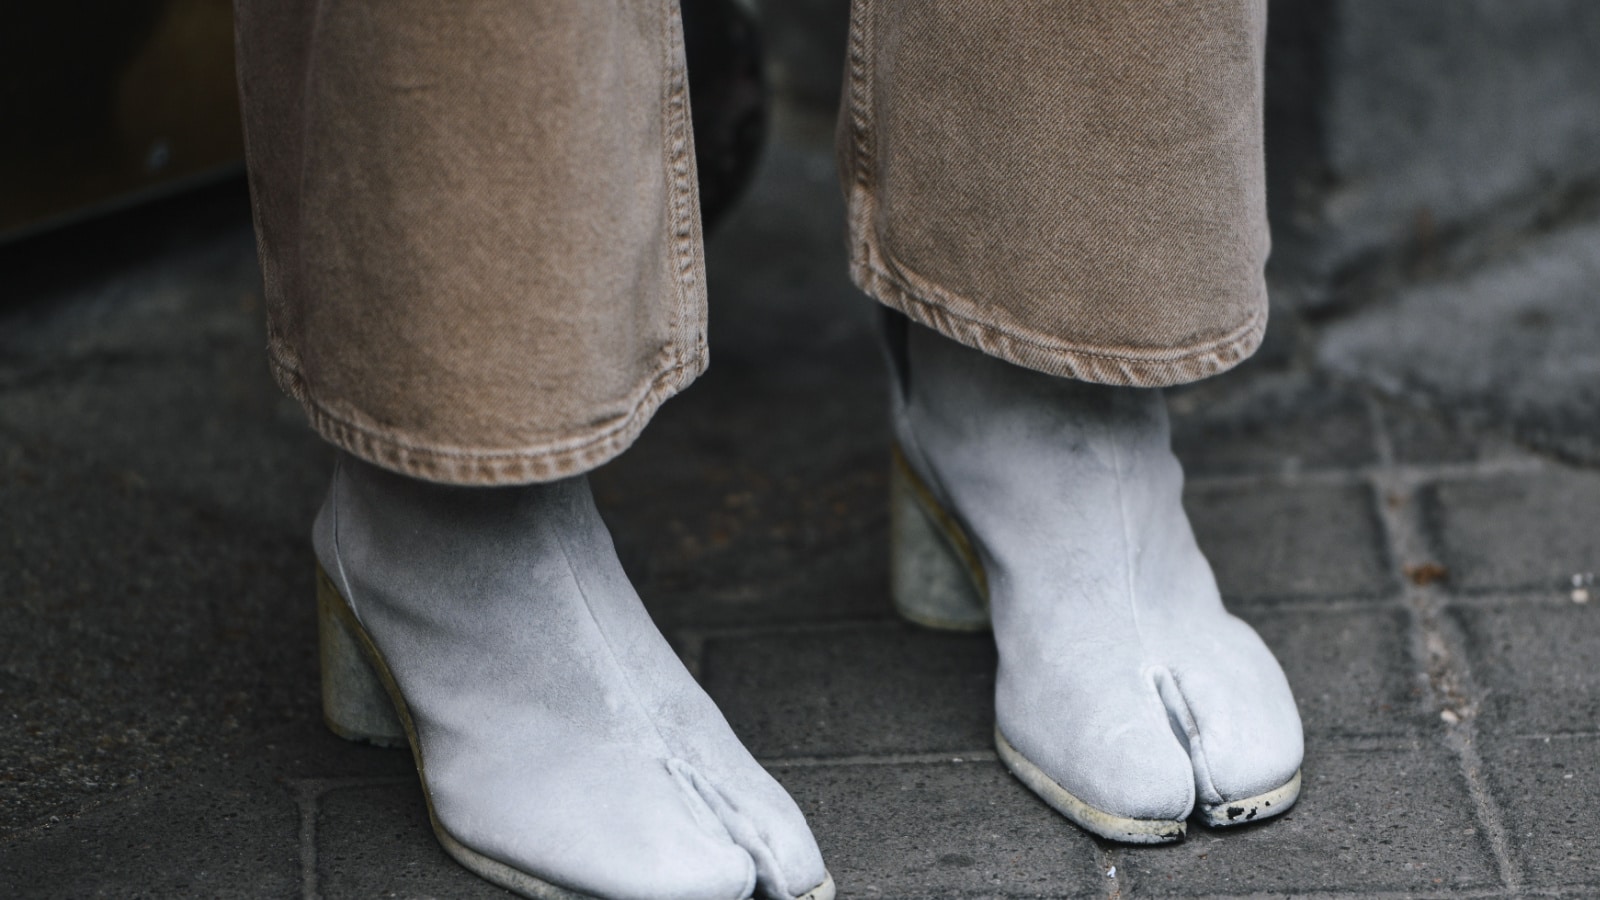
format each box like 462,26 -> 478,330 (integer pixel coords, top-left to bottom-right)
235,0 -> 1268,486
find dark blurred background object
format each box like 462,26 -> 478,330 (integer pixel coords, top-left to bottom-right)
682,0 -> 770,234
0,0 -> 774,243
0,0 -> 242,241
745,0 -> 1600,316
1264,1 -> 1600,313
6,0 -> 1600,315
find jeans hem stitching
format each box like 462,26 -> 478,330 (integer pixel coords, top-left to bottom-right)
267,348 -> 705,485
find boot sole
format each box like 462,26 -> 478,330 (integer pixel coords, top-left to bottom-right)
1198,769 -> 1302,828
318,566 -> 838,900
995,726 -> 1187,843
891,445 -> 1302,839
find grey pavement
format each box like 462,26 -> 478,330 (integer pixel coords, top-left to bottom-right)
4,107 -> 1600,898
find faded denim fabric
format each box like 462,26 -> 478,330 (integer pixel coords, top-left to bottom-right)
838,0 -> 1269,386
235,0 -> 1268,486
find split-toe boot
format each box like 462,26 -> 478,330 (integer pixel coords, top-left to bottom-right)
884,317 -> 1303,842
313,455 -> 834,900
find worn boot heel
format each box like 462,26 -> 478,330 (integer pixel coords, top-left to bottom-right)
317,566 -> 407,748
890,446 -> 991,631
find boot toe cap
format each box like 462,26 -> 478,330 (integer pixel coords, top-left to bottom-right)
429,748 -> 759,900
996,665 -> 1198,834
1158,615 -> 1305,811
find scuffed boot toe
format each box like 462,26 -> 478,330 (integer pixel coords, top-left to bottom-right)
1151,616 -> 1304,828
661,756 -> 832,900
426,749 -> 759,900
994,666 -> 1199,843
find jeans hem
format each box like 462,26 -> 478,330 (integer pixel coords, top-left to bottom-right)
837,0 -> 1266,388
267,347 -> 706,486
850,250 -> 1267,387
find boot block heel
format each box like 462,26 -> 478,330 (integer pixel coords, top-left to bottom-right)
890,446 -> 991,632
317,565 -> 407,748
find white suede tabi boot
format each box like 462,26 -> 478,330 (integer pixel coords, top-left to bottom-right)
885,316 -> 1303,843
313,455 -> 834,900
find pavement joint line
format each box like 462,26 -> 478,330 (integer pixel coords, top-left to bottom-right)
1511,730 -> 1600,741
1224,593 -> 1405,612
1177,883 -> 1523,890
675,616 -> 907,644
1182,456 -> 1547,493
678,592 -> 1429,639
279,776 -> 416,899
678,600 -> 1430,644
283,775 -> 414,791
1444,589 -> 1586,607
1364,397 -> 1525,896
285,779 -> 323,900
1096,845 -> 1124,899
1365,389 -> 1398,469
758,750 -> 999,769
1309,734 -> 1435,753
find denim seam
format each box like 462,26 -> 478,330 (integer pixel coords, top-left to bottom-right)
268,347 -> 704,485
859,261 -> 1266,386
661,0 -> 705,375
859,248 -> 1267,368
839,0 -> 875,209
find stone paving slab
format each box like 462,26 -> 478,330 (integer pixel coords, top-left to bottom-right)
1116,740 -> 1499,896
0,433 -> 316,835
1168,369 -> 1377,478
0,360 -> 328,540
1478,736 -> 1600,890
0,767 -> 301,899
594,375 -> 893,632
1421,470 -> 1600,593
774,761 -> 1104,899
1378,402 -> 1480,466
316,780 -> 517,899
0,225 -> 326,539
1236,606 -> 1426,738
701,624 -> 996,759
1318,218 -> 1600,467
250,719 -> 417,783
1448,600 -> 1600,735
1374,398 -> 1538,468
1185,482 -> 1396,602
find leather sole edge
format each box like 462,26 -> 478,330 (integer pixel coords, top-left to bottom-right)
1198,770 -> 1302,828
994,725 -> 1187,845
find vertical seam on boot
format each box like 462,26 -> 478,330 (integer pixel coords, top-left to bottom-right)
1153,667 -> 1224,806
551,506 -> 765,894
668,761 -> 765,898
697,771 -> 796,899
1108,407 -> 1147,652
547,513 -> 677,761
